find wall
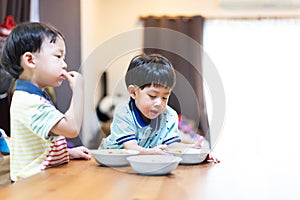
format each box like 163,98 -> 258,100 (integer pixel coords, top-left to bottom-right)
40,0 -> 81,113
80,0 -> 221,147
40,0 -> 82,145
80,0 -> 300,150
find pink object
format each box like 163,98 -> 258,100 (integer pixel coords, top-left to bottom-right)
178,114 -> 201,140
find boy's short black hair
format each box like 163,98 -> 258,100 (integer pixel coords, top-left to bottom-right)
125,53 -> 176,89
0,22 -> 64,79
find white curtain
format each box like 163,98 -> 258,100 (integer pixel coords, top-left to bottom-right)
203,18 -> 300,157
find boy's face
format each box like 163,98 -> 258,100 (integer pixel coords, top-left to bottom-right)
32,36 -> 67,88
131,84 -> 171,121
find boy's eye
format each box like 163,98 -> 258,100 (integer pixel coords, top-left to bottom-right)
148,95 -> 156,99
55,55 -> 61,58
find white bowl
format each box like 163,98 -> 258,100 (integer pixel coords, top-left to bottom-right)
91,149 -> 139,167
166,148 -> 207,164
127,155 -> 182,175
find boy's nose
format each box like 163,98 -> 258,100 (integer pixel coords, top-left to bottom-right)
154,98 -> 163,106
62,61 -> 67,70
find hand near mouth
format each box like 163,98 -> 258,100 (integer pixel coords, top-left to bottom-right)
62,71 -> 83,91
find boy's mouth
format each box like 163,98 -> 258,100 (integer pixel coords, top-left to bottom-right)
60,74 -> 66,80
149,110 -> 159,116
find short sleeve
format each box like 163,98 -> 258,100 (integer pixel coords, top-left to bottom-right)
102,103 -> 137,148
30,101 -> 64,141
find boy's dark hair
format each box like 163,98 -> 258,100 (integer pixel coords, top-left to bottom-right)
125,53 -> 176,89
0,22 -> 64,79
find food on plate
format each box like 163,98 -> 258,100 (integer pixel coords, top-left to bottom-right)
108,151 -> 128,154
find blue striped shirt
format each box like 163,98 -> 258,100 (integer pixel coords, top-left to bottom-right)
101,99 -> 181,149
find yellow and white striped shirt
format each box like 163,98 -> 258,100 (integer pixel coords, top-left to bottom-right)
10,80 -> 69,181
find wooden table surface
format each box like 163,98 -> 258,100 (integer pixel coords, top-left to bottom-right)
0,153 -> 300,200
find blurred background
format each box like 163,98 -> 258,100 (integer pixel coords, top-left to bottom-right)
1,0 -> 300,160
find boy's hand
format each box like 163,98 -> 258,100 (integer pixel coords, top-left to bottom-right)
149,144 -> 169,155
68,146 -> 92,160
191,136 -> 220,163
63,71 -> 83,91
123,141 -> 169,155
204,152 -> 220,164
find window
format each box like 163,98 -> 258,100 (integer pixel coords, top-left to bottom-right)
203,19 -> 300,155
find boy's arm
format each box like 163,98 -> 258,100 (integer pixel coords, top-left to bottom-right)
123,140 -> 168,155
167,142 -> 194,149
167,135 -> 205,149
51,71 -> 83,138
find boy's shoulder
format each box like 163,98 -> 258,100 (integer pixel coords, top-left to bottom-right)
12,90 -> 53,108
114,101 -> 130,114
165,105 -> 178,116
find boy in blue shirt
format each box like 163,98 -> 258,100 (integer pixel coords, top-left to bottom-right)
100,54 -> 219,160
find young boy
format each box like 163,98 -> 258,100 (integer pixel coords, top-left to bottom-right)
100,54 -> 214,157
0,22 -> 91,182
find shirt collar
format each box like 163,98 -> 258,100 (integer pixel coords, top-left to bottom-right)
15,80 -> 54,105
129,98 -> 148,127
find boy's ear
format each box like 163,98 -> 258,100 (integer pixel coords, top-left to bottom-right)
21,52 -> 36,69
127,85 -> 137,99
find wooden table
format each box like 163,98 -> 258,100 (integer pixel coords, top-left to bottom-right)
0,153 -> 300,200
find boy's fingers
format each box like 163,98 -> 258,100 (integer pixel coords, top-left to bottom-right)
63,71 -> 77,79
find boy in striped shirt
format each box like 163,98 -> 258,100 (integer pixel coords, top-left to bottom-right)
0,22 -> 91,182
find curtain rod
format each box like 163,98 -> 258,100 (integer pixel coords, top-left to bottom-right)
140,14 -> 300,20
140,15 -> 205,21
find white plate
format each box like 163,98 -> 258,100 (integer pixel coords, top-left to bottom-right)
166,148 -> 207,164
127,155 -> 182,175
91,149 -> 139,167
